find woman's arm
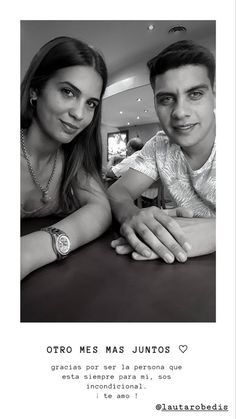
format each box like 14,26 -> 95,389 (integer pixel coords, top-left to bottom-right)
21,175 -> 111,279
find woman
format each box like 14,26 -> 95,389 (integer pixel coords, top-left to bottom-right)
21,36 -> 111,279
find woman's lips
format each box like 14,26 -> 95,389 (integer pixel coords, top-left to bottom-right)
60,120 -> 79,133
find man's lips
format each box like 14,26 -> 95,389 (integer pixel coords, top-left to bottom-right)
173,123 -> 198,131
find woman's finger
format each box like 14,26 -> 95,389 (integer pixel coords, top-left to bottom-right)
132,251 -> 159,261
164,207 -> 194,218
115,244 -> 133,254
176,207 -> 194,218
111,237 -> 127,248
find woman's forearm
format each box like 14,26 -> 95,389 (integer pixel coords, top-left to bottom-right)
53,201 -> 111,249
21,230 -> 56,279
21,201 -> 111,279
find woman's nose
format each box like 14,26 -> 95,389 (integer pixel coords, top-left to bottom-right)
69,100 -> 85,120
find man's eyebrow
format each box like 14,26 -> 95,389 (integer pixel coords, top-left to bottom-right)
59,81 -> 100,102
155,84 -> 209,98
186,83 -> 209,92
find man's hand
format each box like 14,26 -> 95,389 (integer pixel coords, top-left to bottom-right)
111,210 -> 215,262
112,207 -> 193,263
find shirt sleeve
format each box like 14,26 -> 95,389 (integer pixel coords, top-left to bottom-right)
112,154 -> 136,177
129,134 -> 160,181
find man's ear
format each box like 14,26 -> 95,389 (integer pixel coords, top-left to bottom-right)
154,96 -> 159,117
212,82 -> 216,109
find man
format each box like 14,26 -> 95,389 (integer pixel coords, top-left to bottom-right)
108,40 -> 216,263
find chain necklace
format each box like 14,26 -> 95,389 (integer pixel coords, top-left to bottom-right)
21,129 -> 58,204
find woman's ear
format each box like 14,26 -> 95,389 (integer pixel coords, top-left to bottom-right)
29,88 -> 38,101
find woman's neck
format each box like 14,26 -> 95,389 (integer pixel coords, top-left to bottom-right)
24,121 -> 61,160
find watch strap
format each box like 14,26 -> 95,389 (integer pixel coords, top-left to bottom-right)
41,226 -> 71,260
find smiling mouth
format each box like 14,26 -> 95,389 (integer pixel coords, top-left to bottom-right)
60,120 -> 79,132
173,123 -> 198,132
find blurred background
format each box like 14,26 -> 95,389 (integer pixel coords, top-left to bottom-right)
21,20 -> 215,170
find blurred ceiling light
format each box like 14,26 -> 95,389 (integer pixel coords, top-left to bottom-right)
119,111 -> 123,114
137,98 -> 142,102
137,116 -> 140,120
147,24 -> 155,31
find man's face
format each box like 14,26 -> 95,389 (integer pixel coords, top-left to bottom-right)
153,65 -> 215,151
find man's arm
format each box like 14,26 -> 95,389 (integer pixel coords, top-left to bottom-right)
108,169 -> 191,263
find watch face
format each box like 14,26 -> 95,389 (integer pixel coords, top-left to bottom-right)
56,234 -> 71,255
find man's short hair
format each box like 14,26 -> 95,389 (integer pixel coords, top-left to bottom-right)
147,40 -> 215,89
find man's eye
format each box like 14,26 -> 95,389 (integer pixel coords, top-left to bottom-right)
189,91 -> 204,100
61,88 -> 74,97
157,96 -> 174,106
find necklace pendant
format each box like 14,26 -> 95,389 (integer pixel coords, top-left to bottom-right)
41,190 -> 51,204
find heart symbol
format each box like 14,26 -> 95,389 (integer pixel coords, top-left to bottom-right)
179,345 -> 188,353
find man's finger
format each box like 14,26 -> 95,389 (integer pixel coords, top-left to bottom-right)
134,222 -> 179,263
120,224 -> 155,258
152,208 -> 191,253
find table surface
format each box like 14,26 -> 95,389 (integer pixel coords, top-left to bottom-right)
21,217 -> 216,323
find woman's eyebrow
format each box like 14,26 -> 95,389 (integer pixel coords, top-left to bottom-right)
59,81 -> 81,94
59,81 -> 100,101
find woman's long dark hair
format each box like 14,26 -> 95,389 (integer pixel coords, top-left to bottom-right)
21,36 -> 108,213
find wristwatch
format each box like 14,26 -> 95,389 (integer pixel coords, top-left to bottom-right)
41,227 -> 71,260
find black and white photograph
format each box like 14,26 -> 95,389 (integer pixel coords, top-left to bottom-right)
20,20 -> 216,322
2,1 -> 235,417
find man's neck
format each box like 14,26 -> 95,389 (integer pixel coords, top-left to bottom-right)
182,129 -> 215,170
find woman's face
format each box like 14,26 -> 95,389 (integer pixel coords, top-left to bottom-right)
33,65 -> 103,144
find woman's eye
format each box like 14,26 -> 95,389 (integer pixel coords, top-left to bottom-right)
61,88 -> 74,97
189,91 -> 204,100
87,100 -> 97,109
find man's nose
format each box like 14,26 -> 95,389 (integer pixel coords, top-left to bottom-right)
171,99 -> 190,119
